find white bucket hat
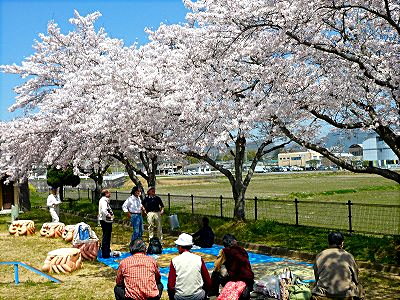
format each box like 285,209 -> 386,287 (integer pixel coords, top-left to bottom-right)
174,233 -> 193,246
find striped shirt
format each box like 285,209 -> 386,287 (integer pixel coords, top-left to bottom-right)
116,253 -> 161,300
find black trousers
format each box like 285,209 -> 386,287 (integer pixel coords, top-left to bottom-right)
114,283 -> 163,300
210,271 -> 253,300
100,220 -> 112,258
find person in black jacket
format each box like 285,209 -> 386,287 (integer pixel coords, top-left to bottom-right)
193,217 -> 215,248
142,187 -> 164,242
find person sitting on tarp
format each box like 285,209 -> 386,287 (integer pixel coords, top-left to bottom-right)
115,239 -> 163,300
210,234 -> 254,300
311,232 -> 364,300
193,217 -> 215,248
167,233 -> 212,300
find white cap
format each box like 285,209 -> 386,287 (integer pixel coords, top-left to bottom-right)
174,233 -> 193,246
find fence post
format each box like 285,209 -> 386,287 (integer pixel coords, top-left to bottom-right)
294,198 -> 299,226
347,200 -> 353,234
191,194 -> 194,214
168,193 -> 171,213
220,195 -> 223,218
78,187 -> 80,201
254,197 -> 258,221
115,191 -> 118,201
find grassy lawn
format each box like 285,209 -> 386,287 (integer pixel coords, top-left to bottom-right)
0,209 -> 399,299
0,209 -> 177,300
9,172 -> 397,299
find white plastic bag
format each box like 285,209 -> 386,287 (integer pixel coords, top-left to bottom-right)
169,214 -> 179,230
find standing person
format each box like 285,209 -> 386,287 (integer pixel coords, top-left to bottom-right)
311,232 -> 364,300
115,239 -> 163,300
122,186 -> 144,241
98,189 -> 114,258
47,187 -> 62,222
193,217 -> 215,248
142,187 -> 164,241
210,234 -> 254,300
167,233 -> 212,300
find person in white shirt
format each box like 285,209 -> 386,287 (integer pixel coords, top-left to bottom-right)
122,186 -> 144,241
98,189 -> 114,258
167,233 -> 212,300
46,187 -> 62,222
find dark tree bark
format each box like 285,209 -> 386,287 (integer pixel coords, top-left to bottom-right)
186,134 -> 289,220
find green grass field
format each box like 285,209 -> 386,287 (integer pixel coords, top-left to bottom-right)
153,171 -> 400,204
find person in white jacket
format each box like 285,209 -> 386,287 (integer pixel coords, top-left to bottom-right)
46,187 -> 62,222
98,189 -> 114,258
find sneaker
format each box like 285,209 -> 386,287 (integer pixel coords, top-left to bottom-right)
110,251 -> 121,257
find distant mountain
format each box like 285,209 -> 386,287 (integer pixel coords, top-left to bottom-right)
323,129 -> 374,151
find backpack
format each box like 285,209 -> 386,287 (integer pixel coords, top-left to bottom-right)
78,225 -> 90,241
147,237 -> 162,254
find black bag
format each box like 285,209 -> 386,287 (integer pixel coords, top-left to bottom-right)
147,237 -> 162,254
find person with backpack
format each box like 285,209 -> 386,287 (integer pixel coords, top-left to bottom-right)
115,239 -> 163,300
167,233 -> 212,300
122,186 -> 144,241
142,187 -> 164,242
311,232 -> 364,300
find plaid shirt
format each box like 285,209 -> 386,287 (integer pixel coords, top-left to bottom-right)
116,253 -> 161,300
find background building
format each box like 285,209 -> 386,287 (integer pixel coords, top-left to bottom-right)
362,135 -> 399,167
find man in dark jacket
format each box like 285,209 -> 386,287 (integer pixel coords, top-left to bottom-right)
210,234 -> 254,299
193,217 -> 215,248
142,187 -> 164,242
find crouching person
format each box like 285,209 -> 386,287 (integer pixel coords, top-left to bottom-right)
210,234 -> 254,300
312,232 -> 364,300
115,239 -> 163,300
168,233 -> 212,300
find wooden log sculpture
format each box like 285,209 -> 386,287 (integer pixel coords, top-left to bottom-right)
61,225 -> 76,242
73,240 -> 99,260
9,220 -> 35,236
41,248 -> 82,274
40,222 -> 65,238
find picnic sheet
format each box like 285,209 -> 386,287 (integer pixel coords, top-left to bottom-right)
97,245 -> 315,288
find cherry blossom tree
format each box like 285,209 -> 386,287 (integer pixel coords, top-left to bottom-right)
181,0 -> 400,183
147,24 -> 290,220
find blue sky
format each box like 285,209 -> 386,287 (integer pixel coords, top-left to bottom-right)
0,0 -> 188,121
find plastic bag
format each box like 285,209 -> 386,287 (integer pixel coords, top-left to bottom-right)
253,275 -> 281,299
169,214 -> 179,230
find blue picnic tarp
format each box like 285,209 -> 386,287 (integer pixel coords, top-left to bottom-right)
97,244 -> 314,288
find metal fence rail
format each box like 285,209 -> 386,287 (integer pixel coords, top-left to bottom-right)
61,188 -> 400,235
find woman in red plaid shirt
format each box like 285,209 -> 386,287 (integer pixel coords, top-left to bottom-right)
115,239 -> 163,300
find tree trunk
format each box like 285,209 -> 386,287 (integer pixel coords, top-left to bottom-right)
185,135 -> 288,221
232,181 -> 247,220
139,152 -> 158,188
18,179 -> 31,212
59,184 -> 64,202
232,134 -> 247,220
112,152 -> 146,197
